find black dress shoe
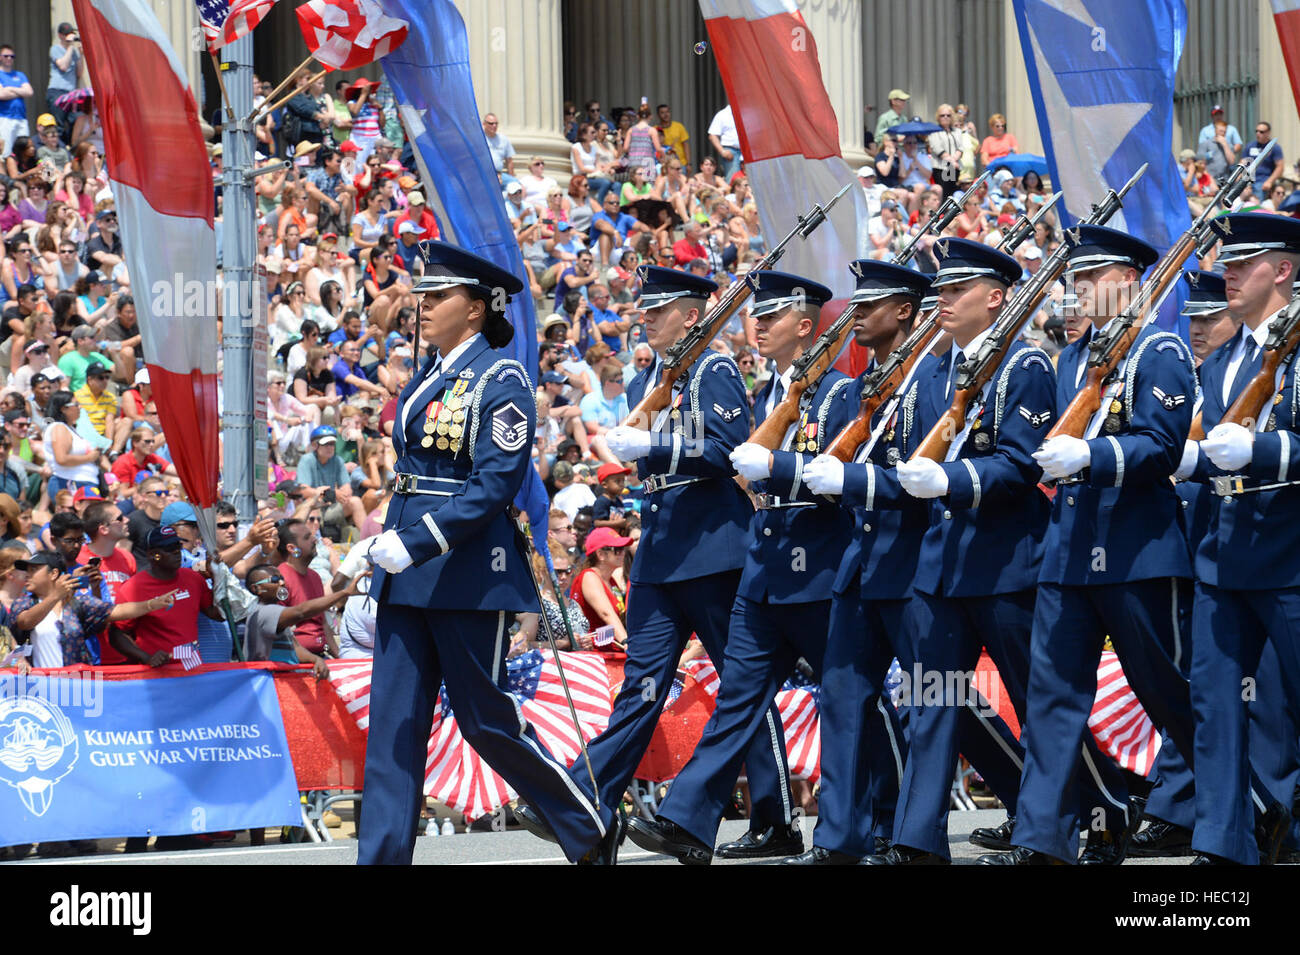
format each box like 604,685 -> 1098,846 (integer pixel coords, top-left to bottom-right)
1276,847 -> 1300,865
976,845 -> 1066,865
625,816 -> 713,865
1191,852 -> 1236,865
715,824 -> 803,859
873,837 -> 892,855
514,804 -> 558,845
1078,826 -> 1133,865
781,846 -> 859,865
861,844 -> 950,866
577,807 -> 627,865
969,816 -> 1016,852
1129,818 -> 1193,858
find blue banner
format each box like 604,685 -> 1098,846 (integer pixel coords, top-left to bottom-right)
1013,0 -> 1191,335
380,0 -> 538,380
0,669 -> 300,844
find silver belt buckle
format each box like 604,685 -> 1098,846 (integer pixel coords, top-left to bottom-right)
755,493 -> 777,510
394,473 -> 412,495
644,475 -> 664,494
1212,475 -> 1246,498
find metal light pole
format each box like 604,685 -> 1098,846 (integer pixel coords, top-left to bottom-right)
220,35 -> 259,524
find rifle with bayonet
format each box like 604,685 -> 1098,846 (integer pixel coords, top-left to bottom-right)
624,183 -> 852,430
823,191 -> 1062,462
911,164 -> 1148,462
746,173 -> 997,451
1051,142 -> 1277,443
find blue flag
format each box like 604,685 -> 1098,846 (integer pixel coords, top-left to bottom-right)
379,0 -> 538,377
1013,0 -> 1191,334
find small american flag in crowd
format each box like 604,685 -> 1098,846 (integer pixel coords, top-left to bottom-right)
328,651 -> 611,820
296,0 -> 409,71
172,642 -> 203,671
1089,649 -> 1162,776
592,625 -> 616,648
195,0 -> 279,53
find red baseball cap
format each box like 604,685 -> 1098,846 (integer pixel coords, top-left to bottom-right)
73,487 -> 103,505
596,463 -> 630,483
584,527 -> 632,556
338,140 -> 361,154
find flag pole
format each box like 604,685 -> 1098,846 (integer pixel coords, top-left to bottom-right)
210,51 -> 236,121
249,54 -> 313,121
221,34 -> 258,530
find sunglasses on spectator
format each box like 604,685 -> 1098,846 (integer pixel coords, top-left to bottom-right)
738,358 -> 754,366
146,489 -> 168,497
555,566 -> 573,575
59,247 -> 76,254
258,573 -> 285,585
216,520 -> 238,530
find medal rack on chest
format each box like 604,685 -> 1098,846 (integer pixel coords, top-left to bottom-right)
421,376 -> 472,453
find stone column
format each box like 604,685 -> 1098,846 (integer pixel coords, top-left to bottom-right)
797,0 -> 870,169
452,0 -> 572,181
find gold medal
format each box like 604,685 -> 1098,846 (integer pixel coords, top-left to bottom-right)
438,407 -> 453,423
1109,399 -> 1123,414
436,436 -> 450,450
972,418 -> 982,431
437,421 -> 450,436
805,440 -> 818,453
670,408 -> 681,420
1275,393 -> 1284,405
884,429 -> 895,443
423,417 -> 438,434
446,396 -> 463,411
449,423 -> 463,439
452,409 -> 466,423
421,435 -> 435,448
795,440 -> 806,452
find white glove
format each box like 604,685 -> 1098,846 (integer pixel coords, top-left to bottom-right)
804,454 -> 845,496
1032,435 -> 1091,481
605,424 -> 652,461
1203,423 -> 1254,472
1173,439 -> 1200,481
729,442 -> 772,481
369,530 -> 414,574
897,457 -> 950,499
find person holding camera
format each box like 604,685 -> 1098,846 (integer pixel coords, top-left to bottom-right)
46,24 -> 84,145
8,550 -> 175,670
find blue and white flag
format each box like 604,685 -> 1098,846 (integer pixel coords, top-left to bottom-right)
1013,0 -> 1191,333
379,0 -> 537,378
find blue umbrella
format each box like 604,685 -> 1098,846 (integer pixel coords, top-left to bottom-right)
1278,189 -> 1300,215
886,120 -> 943,137
987,153 -> 1050,178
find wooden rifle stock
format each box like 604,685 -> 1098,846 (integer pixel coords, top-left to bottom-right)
1049,364 -> 1108,442
1188,412 -> 1205,441
823,315 -> 942,462
913,392 -> 972,462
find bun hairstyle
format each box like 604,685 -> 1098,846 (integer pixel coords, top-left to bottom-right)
470,287 -> 515,349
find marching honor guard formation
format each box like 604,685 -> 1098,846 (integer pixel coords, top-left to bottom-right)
363,146 -> 1300,866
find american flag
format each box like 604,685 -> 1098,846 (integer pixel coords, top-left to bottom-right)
678,658 -> 823,783
1088,649 -> 1162,776
194,0 -> 278,54
327,650 -> 612,820
296,0 -> 409,71
172,642 -> 203,671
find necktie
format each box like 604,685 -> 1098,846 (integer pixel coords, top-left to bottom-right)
947,350 -> 965,400
770,377 -> 785,415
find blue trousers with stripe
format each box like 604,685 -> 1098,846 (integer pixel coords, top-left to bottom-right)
1014,579 -> 1191,863
358,606 -> 610,864
819,589 -> 1027,860
1191,583 -> 1300,864
657,595 -> 825,846
892,588 -> 1125,860
571,570 -> 791,830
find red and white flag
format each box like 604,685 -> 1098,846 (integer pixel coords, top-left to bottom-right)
74,0 -> 220,511
296,0 -> 409,71
195,0 -> 279,54
699,0 -> 870,374
1272,2 -> 1300,121
1089,649 -> 1162,776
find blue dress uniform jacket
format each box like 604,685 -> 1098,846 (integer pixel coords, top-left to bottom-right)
835,355 -> 942,601
627,352 -> 754,583
1190,325 -> 1300,590
1040,325 -> 1197,583
740,370 -> 855,603
912,340 -> 1055,597
376,334 -> 539,611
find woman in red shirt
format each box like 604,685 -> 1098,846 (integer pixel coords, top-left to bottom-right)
569,526 -> 630,649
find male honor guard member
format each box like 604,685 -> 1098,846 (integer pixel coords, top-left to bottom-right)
624,271 -> 846,863
361,241 -> 618,865
979,226 -> 1199,865
865,239 -> 1061,865
518,265 -> 792,847
1177,213 -> 1300,865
